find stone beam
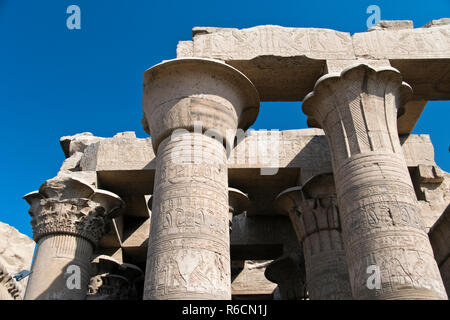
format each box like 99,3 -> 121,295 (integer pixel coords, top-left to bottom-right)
178,21 -> 450,102
177,20 -> 450,133
80,131 -> 439,194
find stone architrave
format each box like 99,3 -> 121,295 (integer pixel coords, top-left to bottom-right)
302,63 -> 447,300
276,174 -> 352,300
22,175 -> 124,300
142,58 -> 260,300
228,188 -> 251,233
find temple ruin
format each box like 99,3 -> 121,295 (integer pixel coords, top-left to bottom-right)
5,19 -> 450,300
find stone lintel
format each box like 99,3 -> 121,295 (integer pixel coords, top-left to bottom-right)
175,22 -> 450,134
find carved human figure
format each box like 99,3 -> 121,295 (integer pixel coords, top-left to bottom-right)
302,64 -> 447,299
23,175 -> 123,300
142,58 -> 259,299
276,174 -> 352,300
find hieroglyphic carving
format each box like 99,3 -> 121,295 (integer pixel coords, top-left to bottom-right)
145,134 -> 231,299
188,26 -> 355,60
302,64 -> 447,300
353,24 -> 450,59
142,58 -> 259,300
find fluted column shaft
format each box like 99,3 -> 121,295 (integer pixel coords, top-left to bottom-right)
303,64 -> 447,300
23,176 -> 123,300
25,234 -> 93,300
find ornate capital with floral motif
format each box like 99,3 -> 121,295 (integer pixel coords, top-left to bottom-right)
23,175 -> 124,246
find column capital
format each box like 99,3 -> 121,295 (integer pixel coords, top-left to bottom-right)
275,174 -> 340,241
228,187 -> 250,216
23,175 -> 124,246
228,187 -> 251,232
303,64 -> 412,164
142,58 -> 260,154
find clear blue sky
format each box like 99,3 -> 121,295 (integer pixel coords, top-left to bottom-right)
0,0 -> 448,238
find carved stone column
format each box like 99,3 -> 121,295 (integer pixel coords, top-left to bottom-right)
302,64 -> 447,300
228,188 -> 250,233
142,58 -> 259,300
276,174 -> 352,299
23,175 -> 123,300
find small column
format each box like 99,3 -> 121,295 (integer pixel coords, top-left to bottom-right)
302,64 -> 447,299
265,253 -> 307,300
142,58 -> 260,300
228,188 -> 250,233
23,175 -> 123,300
87,255 -> 143,300
276,173 -> 352,299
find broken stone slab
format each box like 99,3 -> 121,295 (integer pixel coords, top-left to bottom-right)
58,151 -> 84,172
368,20 -> 414,32
80,133 -> 154,172
422,18 -> 450,28
60,132 -> 103,158
231,260 -> 277,297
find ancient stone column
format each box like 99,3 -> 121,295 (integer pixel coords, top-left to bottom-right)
87,255 -> 143,300
265,253 -> 307,300
276,174 -> 352,299
302,64 -> 447,300
142,58 -> 259,300
228,188 -> 250,233
23,175 -> 123,300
